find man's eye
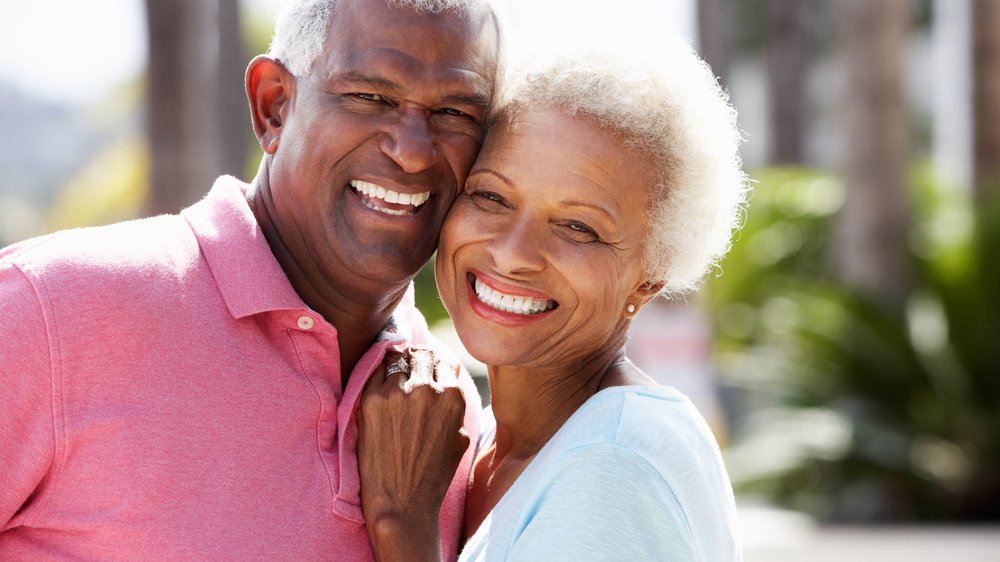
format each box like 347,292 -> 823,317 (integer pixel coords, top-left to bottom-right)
351,93 -> 385,102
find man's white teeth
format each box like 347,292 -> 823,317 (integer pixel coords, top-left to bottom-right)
474,277 -> 555,315
367,205 -> 408,216
351,180 -> 430,209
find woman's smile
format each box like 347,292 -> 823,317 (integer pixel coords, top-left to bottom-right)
464,270 -> 559,326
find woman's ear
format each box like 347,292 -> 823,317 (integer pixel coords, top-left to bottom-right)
624,278 -> 665,317
246,55 -> 293,154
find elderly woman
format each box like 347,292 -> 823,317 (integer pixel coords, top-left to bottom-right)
356,34 -> 747,562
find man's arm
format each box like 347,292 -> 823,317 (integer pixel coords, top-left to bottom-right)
0,262 -> 58,528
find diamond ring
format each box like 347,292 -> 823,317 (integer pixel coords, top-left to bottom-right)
385,357 -> 409,379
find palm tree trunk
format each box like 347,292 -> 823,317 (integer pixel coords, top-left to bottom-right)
835,0 -> 912,306
217,0 -> 249,181
144,0 -> 245,216
765,0 -> 808,164
973,0 -> 1000,202
697,0 -> 731,90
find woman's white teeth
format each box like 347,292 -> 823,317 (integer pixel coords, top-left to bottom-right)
474,277 -> 555,315
351,180 -> 430,213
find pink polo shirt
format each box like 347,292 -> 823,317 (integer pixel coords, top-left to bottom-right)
0,176 -> 480,561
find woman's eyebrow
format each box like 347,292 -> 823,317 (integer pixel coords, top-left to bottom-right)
559,199 -> 617,222
468,167 -> 515,186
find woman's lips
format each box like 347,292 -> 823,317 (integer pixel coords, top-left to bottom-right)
467,271 -> 558,317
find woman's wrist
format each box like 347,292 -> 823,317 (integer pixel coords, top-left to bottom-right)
368,511 -> 442,562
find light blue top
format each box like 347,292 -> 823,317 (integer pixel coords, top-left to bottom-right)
458,386 -> 742,561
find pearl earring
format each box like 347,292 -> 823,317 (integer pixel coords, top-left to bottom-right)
626,304 -> 636,314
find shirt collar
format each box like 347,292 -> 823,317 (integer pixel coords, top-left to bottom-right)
181,175 -> 305,319
181,175 -> 419,343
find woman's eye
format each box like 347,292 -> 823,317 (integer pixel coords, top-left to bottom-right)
470,191 -> 507,209
437,107 -> 470,118
565,222 -> 602,242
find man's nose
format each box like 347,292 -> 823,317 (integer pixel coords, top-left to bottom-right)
379,109 -> 438,174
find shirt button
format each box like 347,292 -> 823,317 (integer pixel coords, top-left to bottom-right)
296,315 -> 315,330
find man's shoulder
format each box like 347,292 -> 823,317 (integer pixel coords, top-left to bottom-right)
1,214 -> 198,282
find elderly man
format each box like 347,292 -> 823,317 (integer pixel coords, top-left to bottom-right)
0,0 -> 500,559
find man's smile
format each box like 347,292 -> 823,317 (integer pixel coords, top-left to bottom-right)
350,179 -> 431,216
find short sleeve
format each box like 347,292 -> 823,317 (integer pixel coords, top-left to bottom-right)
0,262 -> 57,528
506,443 -> 709,561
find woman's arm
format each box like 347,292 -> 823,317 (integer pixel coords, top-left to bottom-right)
357,348 -> 471,562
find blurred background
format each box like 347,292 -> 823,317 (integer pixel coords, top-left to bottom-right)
2,0 -> 998,559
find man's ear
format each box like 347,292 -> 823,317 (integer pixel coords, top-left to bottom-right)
246,55 -> 293,154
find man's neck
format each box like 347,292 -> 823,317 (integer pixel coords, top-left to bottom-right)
247,170 -> 412,388
273,236 -> 411,388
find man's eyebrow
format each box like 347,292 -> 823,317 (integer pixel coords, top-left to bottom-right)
338,72 -> 401,92
441,92 -> 491,109
337,71 -> 489,108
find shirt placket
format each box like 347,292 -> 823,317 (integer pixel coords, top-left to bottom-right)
284,310 -> 344,505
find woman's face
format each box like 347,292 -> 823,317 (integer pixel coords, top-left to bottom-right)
435,108 -> 661,369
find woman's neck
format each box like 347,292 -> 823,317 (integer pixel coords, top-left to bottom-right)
486,345 -> 628,461
463,345 -> 655,541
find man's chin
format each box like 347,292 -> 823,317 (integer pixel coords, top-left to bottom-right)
345,246 -> 433,286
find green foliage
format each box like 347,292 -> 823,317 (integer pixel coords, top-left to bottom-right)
712,164 -> 1000,521
413,254 -> 450,328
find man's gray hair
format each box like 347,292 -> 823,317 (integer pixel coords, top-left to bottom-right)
492,34 -> 749,296
268,0 -> 501,77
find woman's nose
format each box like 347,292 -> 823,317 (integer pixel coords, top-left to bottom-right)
487,217 -> 546,275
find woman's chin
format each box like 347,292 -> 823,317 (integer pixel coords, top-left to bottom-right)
456,330 -> 532,370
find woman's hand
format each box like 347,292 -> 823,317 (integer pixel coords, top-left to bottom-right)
357,347 -> 471,562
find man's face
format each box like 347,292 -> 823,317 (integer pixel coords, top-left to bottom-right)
260,0 -> 498,292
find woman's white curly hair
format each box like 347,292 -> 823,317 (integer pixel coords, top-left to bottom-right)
492,34 -> 749,296
267,0 -> 503,77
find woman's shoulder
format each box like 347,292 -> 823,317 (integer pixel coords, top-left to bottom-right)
551,384 -> 735,509
560,384 -> 720,458
485,386 -> 741,561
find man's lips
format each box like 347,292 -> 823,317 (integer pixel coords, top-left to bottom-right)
350,179 -> 431,216
468,271 -> 558,316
